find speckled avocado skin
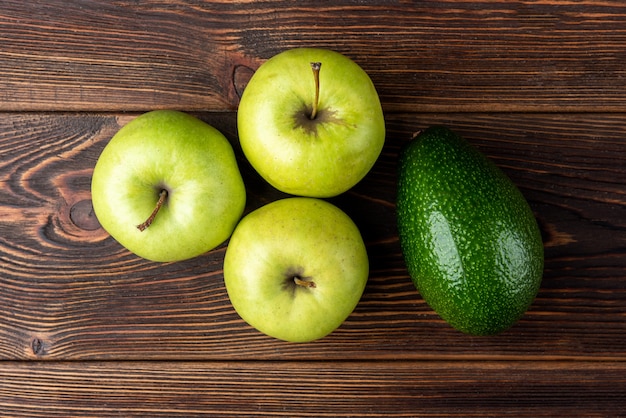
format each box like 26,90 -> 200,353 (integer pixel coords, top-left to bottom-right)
397,126 -> 544,335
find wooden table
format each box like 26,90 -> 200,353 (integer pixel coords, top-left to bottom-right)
1,1 -> 625,416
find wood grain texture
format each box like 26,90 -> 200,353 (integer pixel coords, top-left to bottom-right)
2,0 -> 626,112
1,112 -> 624,361
1,361 -> 625,417
2,2 -> 626,414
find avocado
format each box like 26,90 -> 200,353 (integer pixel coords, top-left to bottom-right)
397,126 -> 544,335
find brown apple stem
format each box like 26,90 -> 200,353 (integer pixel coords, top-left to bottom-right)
137,189 -> 168,232
294,277 -> 316,288
310,62 -> 322,120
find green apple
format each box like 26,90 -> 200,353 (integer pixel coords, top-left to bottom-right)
237,48 -> 385,198
91,110 -> 246,262
223,197 -> 369,342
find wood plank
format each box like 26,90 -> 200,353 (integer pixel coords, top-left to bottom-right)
1,112 -> 624,361
0,361 -> 625,417
2,1 -> 626,112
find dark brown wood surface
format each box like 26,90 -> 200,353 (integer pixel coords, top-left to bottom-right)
1,1 -> 625,416
2,361 -> 625,417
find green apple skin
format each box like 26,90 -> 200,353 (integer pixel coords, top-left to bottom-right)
237,48 -> 385,198
91,110 -> 246,262
223,197 -> 369,342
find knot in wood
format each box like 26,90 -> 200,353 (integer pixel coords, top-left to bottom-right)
69,199 -> 101,231
31,337 -> 45,356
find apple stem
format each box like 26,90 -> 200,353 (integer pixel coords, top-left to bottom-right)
310,62 -> 322,120
137,189 -> 168,232
294,277 -> 316,288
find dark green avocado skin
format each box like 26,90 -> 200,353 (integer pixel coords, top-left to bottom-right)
397,126 -> 544,335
